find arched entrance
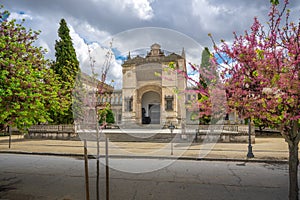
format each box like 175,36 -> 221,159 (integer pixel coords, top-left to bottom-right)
141,91 -> 161,124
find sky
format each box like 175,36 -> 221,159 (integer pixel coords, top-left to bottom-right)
1,0 -> 300,88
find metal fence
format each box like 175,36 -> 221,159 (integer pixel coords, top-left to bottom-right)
28,124 -> 75,133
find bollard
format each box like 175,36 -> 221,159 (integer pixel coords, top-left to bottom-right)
195,129 -> 198,143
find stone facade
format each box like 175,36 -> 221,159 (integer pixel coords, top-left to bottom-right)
100,44 -> 242,127
108,43 -> 187,127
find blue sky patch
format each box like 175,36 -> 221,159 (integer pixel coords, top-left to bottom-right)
112,48 -> 127,61
0,11 -> 10,22
213,52 -> 233,65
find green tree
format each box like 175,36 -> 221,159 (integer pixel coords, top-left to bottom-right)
98,103 -> 115,126
180,47 -> 224,126
0,7 -> 68,131
106,109 -> 115,124
270,0 -> 279,5
201,47 -> 210,69
52,18 -> 80,124
198,47 -> 211,124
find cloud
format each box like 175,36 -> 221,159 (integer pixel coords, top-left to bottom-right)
192,0 -> 235,31
4,0 -> 299,51
191,0 -> 269,38
71,30 -> 123,88
123,0 -> 154,20
37,39 -> 51,55
2,0 -> 300,89
67,18 -> 111,44
69,25 -> 91,67
8,11 -> 33,21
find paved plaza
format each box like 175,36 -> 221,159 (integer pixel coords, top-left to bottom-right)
0,135 -> 290,162
0,154 -> 292,200
0,135 -> 296,200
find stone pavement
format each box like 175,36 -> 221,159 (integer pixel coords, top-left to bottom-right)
0,135 -> 291,163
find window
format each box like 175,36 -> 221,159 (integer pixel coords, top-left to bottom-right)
125,96 -> 133,112
165,95 -> 174,111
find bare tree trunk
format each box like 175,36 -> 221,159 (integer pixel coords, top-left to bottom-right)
96,129 -> 100,200
288,140 -> 299,200
8,126 -> 11,148
284,122 -> 300,200
84,139 -> 90,200
105,137 -> 109,200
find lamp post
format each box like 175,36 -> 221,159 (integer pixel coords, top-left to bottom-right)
247,118 -> 254,158
243,82 -> 254,159
168,123 -> 175,155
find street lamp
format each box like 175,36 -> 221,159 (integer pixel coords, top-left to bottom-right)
247,118 -> 254,158
168,123 -> 175,155
243,82 -> 254,159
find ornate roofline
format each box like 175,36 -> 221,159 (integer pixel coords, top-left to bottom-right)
122,43 -> 185,66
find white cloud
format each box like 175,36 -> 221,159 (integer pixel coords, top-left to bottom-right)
68,18 -> 111,43
38,39 -> 51,55
110,60 -> 123,88
5,0 -> 300,89
9,12 -> 33,21
68,25 -> 122,88
123,0 -> 154,20
191,0 -> 235,32
69,25 -> 90,66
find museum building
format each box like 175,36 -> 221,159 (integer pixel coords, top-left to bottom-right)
100,43 -> 188,127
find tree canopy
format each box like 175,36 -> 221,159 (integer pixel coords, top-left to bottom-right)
210,1 -> 299,199
172,47 -> 226,125
197,47 -> 211,124
0,7 -> 68,130
52,18 -> 80,124
211,1 -> 299,137
98,103 -> 115,127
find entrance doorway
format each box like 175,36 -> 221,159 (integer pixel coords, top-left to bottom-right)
141,91 -> 161,124
149,104 -> 160,124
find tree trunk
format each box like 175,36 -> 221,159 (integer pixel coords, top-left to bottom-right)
288,140 -> 299,200
96,129 -> 100,200
285,121 -> 300,200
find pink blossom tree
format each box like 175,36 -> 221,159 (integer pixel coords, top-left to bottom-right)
169,49 -> 227,127
210,1 -> 300,199
181,63 -> 226,124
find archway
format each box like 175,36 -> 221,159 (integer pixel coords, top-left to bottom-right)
141,91 -> 161,124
